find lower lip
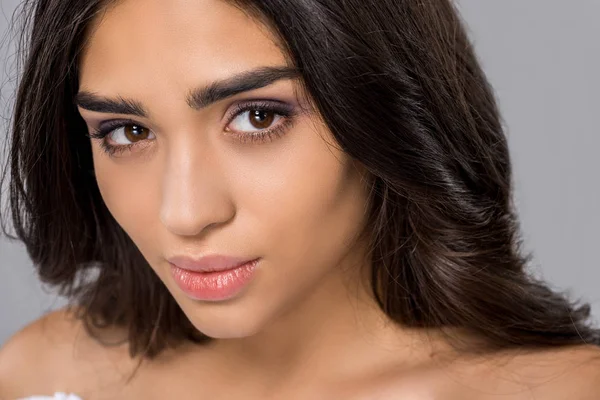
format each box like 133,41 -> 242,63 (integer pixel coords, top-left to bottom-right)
169,259 -> 259,301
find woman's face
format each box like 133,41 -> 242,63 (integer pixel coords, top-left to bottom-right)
78,0 -> 372,338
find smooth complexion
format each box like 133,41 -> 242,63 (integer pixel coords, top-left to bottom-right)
76,0 -> 445,395
1,0 -> 599,398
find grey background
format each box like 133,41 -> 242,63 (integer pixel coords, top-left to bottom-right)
0,0 -> 598,345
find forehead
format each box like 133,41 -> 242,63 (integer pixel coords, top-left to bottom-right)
79,0 -> 288,93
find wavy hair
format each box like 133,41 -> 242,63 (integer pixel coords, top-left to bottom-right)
2,0 -> 599,361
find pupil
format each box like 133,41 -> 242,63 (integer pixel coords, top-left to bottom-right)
250,109 -> 274,128
125,125 -> 147,142
254,110 -> 267,121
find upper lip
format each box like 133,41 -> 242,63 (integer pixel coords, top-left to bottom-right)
167,254 -> 258,273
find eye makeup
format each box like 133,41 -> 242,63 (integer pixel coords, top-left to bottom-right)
85,99 -> 299,158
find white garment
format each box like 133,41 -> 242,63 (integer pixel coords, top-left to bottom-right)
18,393 -> 82,400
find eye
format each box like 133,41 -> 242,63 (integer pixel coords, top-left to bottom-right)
110,124 -> 154,144
86,120 -> 156,158
223,101 -> 297,144
86,100 -> 298,158
228,109 -> 282,132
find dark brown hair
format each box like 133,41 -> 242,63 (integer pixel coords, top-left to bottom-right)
2,0 -> 599,362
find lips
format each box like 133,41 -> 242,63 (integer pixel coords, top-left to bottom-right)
168,258 -> 260,301
167,254 -> 259,273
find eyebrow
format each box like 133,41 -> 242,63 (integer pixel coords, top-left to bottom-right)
75,65 -> 301,118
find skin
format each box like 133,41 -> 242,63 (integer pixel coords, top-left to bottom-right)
1,0 -> 600,398
75,0 -> 450,393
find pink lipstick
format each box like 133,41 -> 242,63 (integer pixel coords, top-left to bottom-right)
168,255 -> 259,301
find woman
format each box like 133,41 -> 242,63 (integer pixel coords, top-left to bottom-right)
1,0 -> 599,398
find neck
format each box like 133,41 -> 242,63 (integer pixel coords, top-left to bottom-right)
204,246 -> 450,388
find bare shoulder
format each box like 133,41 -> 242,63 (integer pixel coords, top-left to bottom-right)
521,344 -> 600,399
436,344 -> 600,400
0,307 -> 82,397
354,343 -> 600,400
0,306 -> 136,399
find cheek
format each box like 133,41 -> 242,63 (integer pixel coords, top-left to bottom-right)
233,131 -> 370,271
91,147 -> 159,249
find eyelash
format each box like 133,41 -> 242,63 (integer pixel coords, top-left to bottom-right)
86,100 -> 297,158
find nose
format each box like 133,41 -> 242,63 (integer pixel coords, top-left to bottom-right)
159,139 -> 235,237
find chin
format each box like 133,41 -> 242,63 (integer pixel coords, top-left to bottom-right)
197,325 -> 261,340
181,299 -> 269,339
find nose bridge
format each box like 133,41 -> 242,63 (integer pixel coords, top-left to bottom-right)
159,136 -> 234,236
